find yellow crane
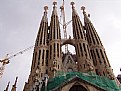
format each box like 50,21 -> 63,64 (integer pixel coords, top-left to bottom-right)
0,45 -> 34,79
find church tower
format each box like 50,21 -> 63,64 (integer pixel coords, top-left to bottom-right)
71,2 -> 94,73
23,6 -> 49,91
23,1 -> 120,91
48,2 -> 62,78
81,6 -> 115,79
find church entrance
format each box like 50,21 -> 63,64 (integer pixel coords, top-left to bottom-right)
69,85 -> 87,91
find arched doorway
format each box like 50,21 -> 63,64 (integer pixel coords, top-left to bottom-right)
69,85 -> 87,91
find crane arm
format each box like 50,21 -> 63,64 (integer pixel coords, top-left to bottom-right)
7,45 -> 34,60
0,45 -> 34,79
0,45 -> 34,64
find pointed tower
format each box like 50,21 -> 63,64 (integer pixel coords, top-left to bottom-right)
81,6 -> 115,79
21,1 -> 121,91
23,6 -> 49,90
11,77 -> 18,91
48,1 -> 62,78
71,2 -> 94,73
4,81 -> 10,91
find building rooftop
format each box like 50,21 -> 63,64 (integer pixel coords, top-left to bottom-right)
42,72 -> 121,91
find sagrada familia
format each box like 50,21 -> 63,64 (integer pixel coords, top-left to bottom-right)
4,1 -> 121,91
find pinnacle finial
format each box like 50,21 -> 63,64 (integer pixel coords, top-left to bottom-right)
70,2 -> 75,8
14,76 -> 18,86
81,6 -> 86,13
4,81 -> 10,91
44,6 -> 48,13
60,0 -> 64,10
53,1 -> 57,6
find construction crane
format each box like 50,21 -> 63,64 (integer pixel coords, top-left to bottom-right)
0,45 -> 34,79
60,0 -> 68,53
60,0 -> 72,53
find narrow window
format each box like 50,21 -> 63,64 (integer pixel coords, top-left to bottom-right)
36,35 -> 39,46
90,27 -> 95,44
96,49 -> 100,58
43,29 -> 46,45
75,20 -> 80,39
53,15 -> 55,39
40,24 -> 43,44
46,70 -> 48,74
58,65 -> 59,69
57,28 -> 58,39
87,45 -> 91,58
50,45 -> 52,59
83,43 -> 87,57
96,49 -> 102,64
73,23 -> 76,39
79,43 -> 83,56
50,23 -> 52,41
78,21 -> 83,39
83,43 -> 86,52
33,52 -> 37,68
91,50 -> 96,66
59,45 -> 61,57
93,50 -> 96,60
95,69 -> 98,75
86,33 -> 91,44
50,29 -> 52,40
46,50 -> 48,66
41,73 -> 43,77
103,71 -> 105,76
92,50 -> 97,66
84,64 -> 85,68
95,35 -> 99,44
38,50 -> 41,65
47,30 -> 49,44
42,50 -> 45,66
54,43 -> 56,57
90,27 -> 99,44
57,44 -> 59,57
100,49 -> 104,59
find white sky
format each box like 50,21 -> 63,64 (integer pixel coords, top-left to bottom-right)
0,0 -> 121,91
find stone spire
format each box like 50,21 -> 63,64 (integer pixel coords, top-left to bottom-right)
81,6 -> 115,79
32,5 -> 49,80
71,2 -> 94,73
11,77 -> 18,91
4,81 -> 10,91
23,6 -> 49,91
48,1 -> 62,78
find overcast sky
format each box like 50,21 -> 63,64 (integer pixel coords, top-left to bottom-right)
0,0 -> 121,91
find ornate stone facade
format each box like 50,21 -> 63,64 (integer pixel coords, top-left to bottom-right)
23,1 -> 117,91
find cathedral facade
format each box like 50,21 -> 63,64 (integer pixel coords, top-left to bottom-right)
22,1 -> 120,91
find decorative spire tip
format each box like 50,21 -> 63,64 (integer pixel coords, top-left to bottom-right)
44,6 -> 48,12
14,76 -> 18,86
70,2 -> 75,8
53,1 -> 57,6
8,81 -> 10,84
5,81 -> 10,90
81,6 -> 86,12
